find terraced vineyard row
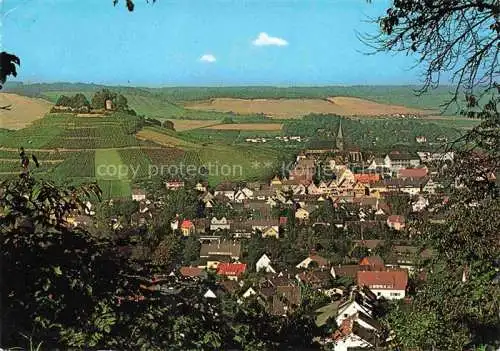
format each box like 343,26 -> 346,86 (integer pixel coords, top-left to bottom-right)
117,149 -> 153,179
52,151 -> 96,178
143,147 -> 185,166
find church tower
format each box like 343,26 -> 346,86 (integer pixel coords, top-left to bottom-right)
336,120 -> 344,151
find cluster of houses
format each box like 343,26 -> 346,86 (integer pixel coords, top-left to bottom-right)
245,135 -> 305,143
137,243 -> 423,350
65,144 -> 455,350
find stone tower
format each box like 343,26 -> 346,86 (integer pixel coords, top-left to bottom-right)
336,120 -> 344,151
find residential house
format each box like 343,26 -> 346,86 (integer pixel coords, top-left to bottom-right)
385,246 -> 434,272
165,180 -> 185,190
272,284 -> 302,316
234,187 -> 254,203
289,158 -> 316,184
308,182 -> 321,195
247,218 -> 279,235
353,182 -> 368,196
422,178 -> 441,194
203,289 -> 218,299
256,254 -> 276,273
199,241 -> 241,268
357,270 -> 408,300
399,179 -> 423,195
359,256 -> 385,271
384,152 -> 420,172
296,269 -> 334,290
230,220 -> 253,239
262,226 -> 279,238
336,288 -> 377,326
180,220 -> 195,236
354,173 -> 380,185
270,175 -> 282,187
170,217 -> 180,231
254,188 -> 274,201
331,264 -> 360,280
217,263 -> 247,281
195,181 -> 208,192
179,266 -> 206,279
417,151 -> 454,163
412,196 -> 429,212
296,254 -> 329,269
214,182 -> 235,201
415,135 -> 427,143
193,218 -> 209,234
331,319 -> 381,351
131,188 -> 146,202
398,166 -> 428,179
295,207 -> 311,221
210,217 -> 231,231
387,215 -> 405,231
242,287 -> 257,299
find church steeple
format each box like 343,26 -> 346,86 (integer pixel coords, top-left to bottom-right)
336,120 -> 344,151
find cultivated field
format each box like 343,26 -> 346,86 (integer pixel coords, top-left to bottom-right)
185,96 -> 431,119
170,119 -> 221,131
136,128 -> 198,148
0,93 -> 53,129
204,123 -> 283,131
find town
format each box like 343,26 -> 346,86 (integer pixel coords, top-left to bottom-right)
64,122 -> 462,350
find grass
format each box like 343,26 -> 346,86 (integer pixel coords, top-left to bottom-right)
136,127 -> 199,148
95,149 -> 131,199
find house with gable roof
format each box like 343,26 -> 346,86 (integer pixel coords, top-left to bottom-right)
357,269 -> 408,300
256,254 -> 276,273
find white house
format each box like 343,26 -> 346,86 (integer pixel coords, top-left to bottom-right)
234,187 -> 254,203
131,188 -> 146,202
296,254 -> 329,269
203,289 -> 217,299
214,189 -> 235,201
242,287 -> 257,299
332,319 -> 380,351
210,217 -> 231,231
256,254 -> 276,273
412,196 -> 429,212
357,270 -> 408,300
336,295 -> 375,328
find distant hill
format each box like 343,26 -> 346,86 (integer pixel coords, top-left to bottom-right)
5,82 -> 459,114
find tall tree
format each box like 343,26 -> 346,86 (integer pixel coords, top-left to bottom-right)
366,1 -> 500,350
364,0 -> 499,109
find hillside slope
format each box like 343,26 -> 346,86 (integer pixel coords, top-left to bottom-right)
0,93 -> 53,129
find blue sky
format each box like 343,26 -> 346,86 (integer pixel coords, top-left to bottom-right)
1,0 -> 424,86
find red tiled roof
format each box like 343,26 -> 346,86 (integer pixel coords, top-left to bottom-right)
181,220 -> 194,228
398,167 -> 428,179
359,256 -> 385,269
387,215 -> 405,224
217,263 -> 247,277
354,174 -> 380,184
309,254 -> 329,267
357,270 -> 408,290
179,266 -> 203,277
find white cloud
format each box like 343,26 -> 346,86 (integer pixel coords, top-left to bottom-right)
199,54 -> 216,63
252,32 -> 288,47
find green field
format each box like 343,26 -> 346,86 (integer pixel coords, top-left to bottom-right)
94,149 -> 132,199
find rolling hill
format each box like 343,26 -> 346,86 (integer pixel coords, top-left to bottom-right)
0,93 -> 53,129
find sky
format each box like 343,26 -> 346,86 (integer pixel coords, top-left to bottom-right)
1,0 -> 425,86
